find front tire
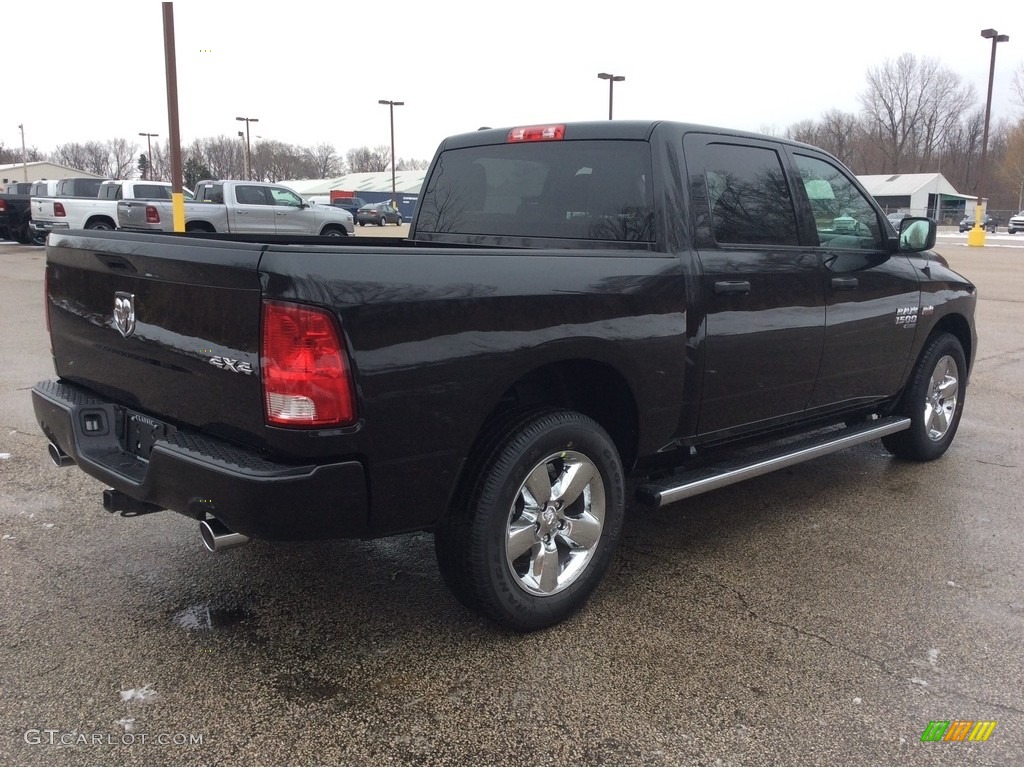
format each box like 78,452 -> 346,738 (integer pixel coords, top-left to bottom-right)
882,333 -> 967,461
435,409 -> 625,632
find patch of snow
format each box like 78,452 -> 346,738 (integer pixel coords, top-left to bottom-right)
910,677 -> 930,687
0,453 -> 10,460
42,523 -> 54,529
116,717 -> 137,733
120,684 -> 158,704
2,534 -> 14,541
946,580 -> 957,587
852,697 -> 862,705
928,648 -> 940,667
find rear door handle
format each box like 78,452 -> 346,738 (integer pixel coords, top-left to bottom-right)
831,277 -> 859,291
714,280 -> 751,296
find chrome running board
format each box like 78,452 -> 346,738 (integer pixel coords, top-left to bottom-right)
635,416 -> 911,508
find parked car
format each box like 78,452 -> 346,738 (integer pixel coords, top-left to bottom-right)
886,212 -> 912,231
959,214 -> 995,233
1007,211 -> 1024,234
356,201 -> 402,226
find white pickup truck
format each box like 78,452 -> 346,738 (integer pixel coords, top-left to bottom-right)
30,180 -> 185,238
117,179 -> 355,236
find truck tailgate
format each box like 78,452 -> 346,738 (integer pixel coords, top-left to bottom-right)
44,231 -> 266,444
117,199 -> 165,230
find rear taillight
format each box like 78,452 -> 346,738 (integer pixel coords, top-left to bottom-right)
261,301 -> 356,428
145,205 -> 160,224
0,200 -> 7,212
507,124 -> 566,143
53,202 -> 66,217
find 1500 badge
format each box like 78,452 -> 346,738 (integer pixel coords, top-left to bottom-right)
209,356 -> 254,375
895,306 -> 919,326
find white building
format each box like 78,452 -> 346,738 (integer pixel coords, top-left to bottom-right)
857,173 -> 977,223
0,161 -> 104,186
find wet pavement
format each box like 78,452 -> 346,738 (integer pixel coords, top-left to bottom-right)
0,237 -> 1022,765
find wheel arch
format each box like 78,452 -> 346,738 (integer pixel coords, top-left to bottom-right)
83,214 -> 117,229
473,359 -> 640,472
929,312 -> 974,375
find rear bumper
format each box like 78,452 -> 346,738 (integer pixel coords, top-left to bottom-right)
32,379 -> 370,540
30,220 -> 69,234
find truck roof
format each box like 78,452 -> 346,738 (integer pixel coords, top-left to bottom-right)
439,120 -> 819,153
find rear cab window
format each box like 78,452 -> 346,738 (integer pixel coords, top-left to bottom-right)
415,139 -> 656,245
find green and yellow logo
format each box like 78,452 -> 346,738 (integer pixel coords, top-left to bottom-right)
921,720 -> 997,742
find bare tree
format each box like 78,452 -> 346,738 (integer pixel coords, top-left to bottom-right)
1012,61 -> 1024,113
345,147 -> 374,173
305,143 -> 342,178
1002,121 -> 1024,210
106,138 -> 139,179
860,54 -> 976,173
396,157 -> 430,171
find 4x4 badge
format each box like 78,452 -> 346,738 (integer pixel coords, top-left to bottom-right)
113,292 -> 136,338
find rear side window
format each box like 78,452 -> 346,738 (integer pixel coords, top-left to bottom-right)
131,184 -> 172,199
701,143 -> 799,247
416,140 -> 655,242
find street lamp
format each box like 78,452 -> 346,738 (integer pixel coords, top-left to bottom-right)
968,28 -> 1010,247
597,73 -> 625,120
18,123 -> 27,181
138,132 -> 158,179
235,116 -> 259,180
378,99 -> 404,205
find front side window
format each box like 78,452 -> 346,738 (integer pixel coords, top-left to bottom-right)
795,154 -> 883,250
417,140 -> 655,242
702,143 -> 800,247
270,187 -> 303,207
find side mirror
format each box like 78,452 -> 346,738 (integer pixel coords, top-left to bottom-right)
896,217 -> 936,253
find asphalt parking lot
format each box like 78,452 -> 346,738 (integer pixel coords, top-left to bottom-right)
1,232 -> 1022,766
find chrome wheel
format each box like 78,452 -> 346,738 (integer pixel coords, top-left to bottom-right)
883,332 -> 967,461
434,408 -> 624,631
924,355 -> 958,441
505,450 -> 605,596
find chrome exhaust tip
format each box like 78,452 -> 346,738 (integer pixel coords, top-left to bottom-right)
48,442 -> 74,467
199,517 -> 250,553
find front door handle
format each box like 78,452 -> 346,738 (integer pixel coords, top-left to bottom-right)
714,280 -> 751,296
831,277 -> 859,291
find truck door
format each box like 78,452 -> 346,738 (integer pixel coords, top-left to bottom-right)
267,186 -> 311,234
686,135 -> 826,438
229,184 -> 276,234
789,151 -> 920,408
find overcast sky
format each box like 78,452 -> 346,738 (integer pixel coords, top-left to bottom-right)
4,0 -> 1021,165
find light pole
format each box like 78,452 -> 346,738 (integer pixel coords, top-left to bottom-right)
968,28 -> 1010,248
378,99 -> 404,205
138,132 -> 158,179
18,123 -> 27,181
597,73 -> 625,120
235,116 -> 259,180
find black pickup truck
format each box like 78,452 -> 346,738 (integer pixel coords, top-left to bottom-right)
0,181 -> 34,243
32,120 -> 977,631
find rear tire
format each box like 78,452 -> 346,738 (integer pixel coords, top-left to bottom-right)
85,219 -> 114,231
882,333 -> 967,461
435,408 -> 625,632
